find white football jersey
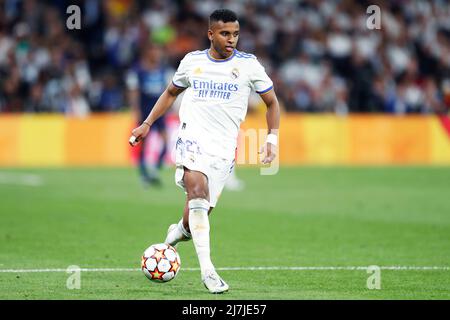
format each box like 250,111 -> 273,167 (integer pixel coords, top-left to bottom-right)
172,49 -> 273,160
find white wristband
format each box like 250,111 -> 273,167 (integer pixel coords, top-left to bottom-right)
266,133 -> 278,146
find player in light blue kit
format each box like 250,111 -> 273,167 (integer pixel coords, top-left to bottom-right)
130,9 -> 280,293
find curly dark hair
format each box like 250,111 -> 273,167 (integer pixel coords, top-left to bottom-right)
209,9 -> 238,26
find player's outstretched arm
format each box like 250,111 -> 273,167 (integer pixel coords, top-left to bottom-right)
259,89 -> 280,164
129,83 -> 185,146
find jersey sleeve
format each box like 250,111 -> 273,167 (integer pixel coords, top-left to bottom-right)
172,55 -> 190,89
250,59 -> 273,95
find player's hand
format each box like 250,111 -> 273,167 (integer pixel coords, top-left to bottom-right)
129,123 -> 150,147
259,142 -> 277,164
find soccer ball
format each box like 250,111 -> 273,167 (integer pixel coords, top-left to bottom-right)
141,243 -> 181,282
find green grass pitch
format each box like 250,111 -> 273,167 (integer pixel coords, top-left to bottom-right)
0,166 -> 449,299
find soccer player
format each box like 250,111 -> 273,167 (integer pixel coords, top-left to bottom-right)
129,9 -> 280,293
127,44 -> 172,187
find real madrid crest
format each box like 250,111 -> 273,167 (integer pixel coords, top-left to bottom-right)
231,68 -> 239,80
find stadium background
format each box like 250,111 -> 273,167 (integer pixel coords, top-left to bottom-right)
1,0 -> 450,300
1,0 -> 449,166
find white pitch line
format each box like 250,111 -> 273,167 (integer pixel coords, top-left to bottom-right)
0,266 -> 449,273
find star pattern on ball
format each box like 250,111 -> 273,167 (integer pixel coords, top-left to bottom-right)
150,268 -> 164,280
151,248 -> 166,262
169,260 -> 180,273
141,256 -> 147,269
141,244 -> 181,283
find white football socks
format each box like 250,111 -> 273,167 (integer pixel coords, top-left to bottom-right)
188,198 -> 215,274
165,219 -> 191,246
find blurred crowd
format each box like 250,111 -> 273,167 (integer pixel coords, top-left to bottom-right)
1,0 -> 450,116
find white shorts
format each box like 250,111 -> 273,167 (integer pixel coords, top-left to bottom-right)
174,127 -> 235,207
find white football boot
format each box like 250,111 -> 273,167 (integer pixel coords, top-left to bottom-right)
202,269 -> 229,294
165,223 -> 192,248
164,224 -> 178,247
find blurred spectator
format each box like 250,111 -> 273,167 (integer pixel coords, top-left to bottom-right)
97,71 -> 125,112
126,44 -> 174,186
1,0 -> 450,115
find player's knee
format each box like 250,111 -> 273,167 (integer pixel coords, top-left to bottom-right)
187,187 -> 208,200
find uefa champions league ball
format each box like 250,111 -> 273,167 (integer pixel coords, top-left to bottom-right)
141,243 -> 181,282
